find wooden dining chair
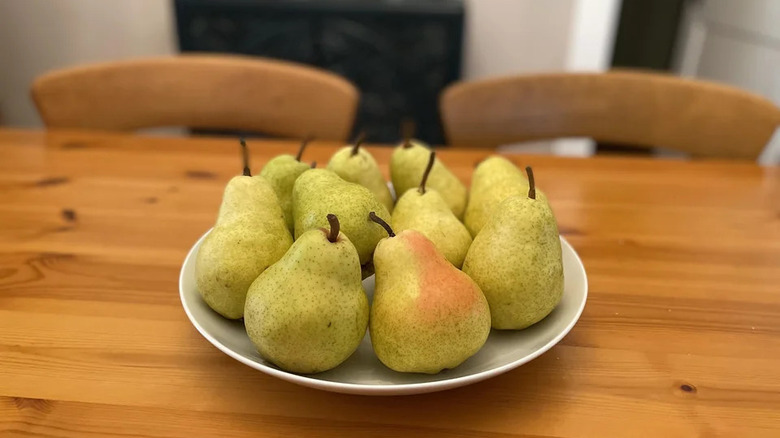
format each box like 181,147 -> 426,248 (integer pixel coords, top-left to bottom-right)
440,70 -> 780,159
31,55 -> 359,141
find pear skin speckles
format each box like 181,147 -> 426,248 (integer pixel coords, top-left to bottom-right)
245,229 -> 368,374
463,194 -> 563,330
327,147 -> 394,213
293,169 -> 391,265
392,188 -> 472,268
390,141 -> 467,219
464,156 -> 529,237
195,175 -> 292,319
370,230 -> 491,374
259,155 -> 311,233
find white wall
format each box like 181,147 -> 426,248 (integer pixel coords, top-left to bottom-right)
463,0 -> 620,77
462,0 -> 575,79
674,0 -> 780,163
463,0 -> 620,155
0,0 -> 176,127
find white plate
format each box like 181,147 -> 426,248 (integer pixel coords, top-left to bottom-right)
179,231 -> 588,395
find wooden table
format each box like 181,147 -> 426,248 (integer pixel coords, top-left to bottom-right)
1,128 -> 779,437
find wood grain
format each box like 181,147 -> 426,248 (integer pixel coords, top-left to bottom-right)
30,55 -> 359,141
440,70 -> 780,159
1,128 -> 779,438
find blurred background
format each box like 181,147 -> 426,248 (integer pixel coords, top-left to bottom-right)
1,0 -> 779,159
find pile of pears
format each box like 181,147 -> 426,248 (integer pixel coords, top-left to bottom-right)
194,135 -> 564,375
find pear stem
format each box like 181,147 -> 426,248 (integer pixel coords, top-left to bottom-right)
368,211 -> 394,237
526,166 -> 536,200
310,161 -> 317,168
240,138 -> 251,176
401,119 -> 415,148
350,132 -> 366,156
419,151 -> 435,194
295,136 -> 312,161
326,214 -> 340,243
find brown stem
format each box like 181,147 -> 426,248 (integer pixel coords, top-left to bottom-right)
526,166 -> 536,200
419,151 -> 435,194
310,161 -> 317,168
240,138 -> 251,176
350,131 -> 366,156
368,212 -> 394,237
295,136 -> 312,161
401,119 -> 415,148
326,214 -> 340,242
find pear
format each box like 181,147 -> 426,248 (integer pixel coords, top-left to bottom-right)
293,169 -> 391,265
195,140 -> 293,319
390,139 -> 468,218
327,133 -> 394,213
259,137 -> 314,233
245,214 -> 369,374
462,167 -> 563,330
392,151 -> 472,268
464,156 -> 529,237
368,213 -> 491,374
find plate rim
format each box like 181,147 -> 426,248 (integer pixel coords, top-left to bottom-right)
179,229 -> 588,395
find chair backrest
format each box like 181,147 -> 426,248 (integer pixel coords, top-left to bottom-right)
440,70 -> 780,159
32,55 -> 359,141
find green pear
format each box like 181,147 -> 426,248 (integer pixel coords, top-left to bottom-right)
462,167 -> 563,329
196,140 -> 293,319
259,138 -> 314,233
464,156 -> 529,237
390,139 -> 467,218
327,134 -> 394,213
293,169 -> 391,265
391,151 -> 472,268
368,213 -> 491,374
245,215 -> 369,374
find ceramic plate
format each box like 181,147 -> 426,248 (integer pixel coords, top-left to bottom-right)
179,231 -> 587,395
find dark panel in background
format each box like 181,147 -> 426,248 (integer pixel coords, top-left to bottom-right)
175,0 -> 464,144
611,0 -> 687,71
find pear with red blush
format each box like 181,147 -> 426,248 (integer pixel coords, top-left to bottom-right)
367,212 -> 491,374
